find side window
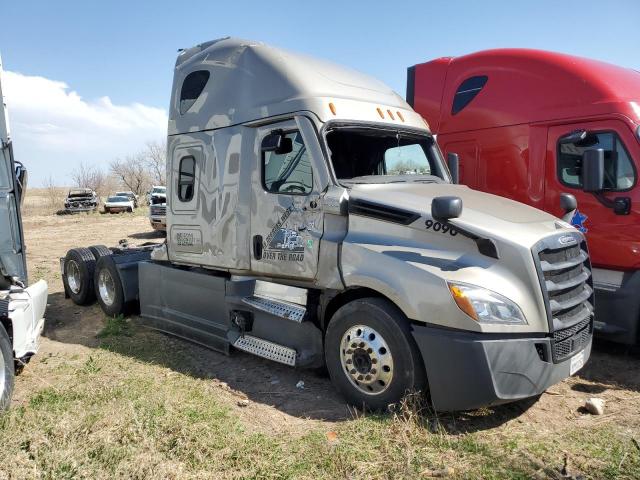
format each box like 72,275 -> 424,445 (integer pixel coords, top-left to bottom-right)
452,75 -> 488,115
262,131 -> 313,195
177,156 -> 196,201
558,132 -> 636,190
179,70 -> 210,114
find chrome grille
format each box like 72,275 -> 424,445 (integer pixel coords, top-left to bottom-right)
150,205 -> 166,216
533,234 -> 594,363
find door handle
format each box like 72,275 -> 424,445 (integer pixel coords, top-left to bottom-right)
253,235 -> 263,260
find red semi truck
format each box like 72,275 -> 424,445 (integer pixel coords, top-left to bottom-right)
408,49 -> 640,344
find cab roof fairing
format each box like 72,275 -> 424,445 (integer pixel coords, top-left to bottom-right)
412,48 -> 640,134
168,37 -> 427,135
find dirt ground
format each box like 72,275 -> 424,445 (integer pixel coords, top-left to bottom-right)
3,193 -> 640,478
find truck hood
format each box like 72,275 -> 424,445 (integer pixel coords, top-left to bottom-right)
348,183 -> 565,248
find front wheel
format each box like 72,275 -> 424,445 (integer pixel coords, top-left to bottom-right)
325,298 -> 426,411
0,323 -> 15,411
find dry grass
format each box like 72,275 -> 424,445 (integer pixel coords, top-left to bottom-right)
0,189 -> 638,479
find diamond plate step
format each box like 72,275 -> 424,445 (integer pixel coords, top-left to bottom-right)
242,295 -> 306,323
233,335 -> 296,366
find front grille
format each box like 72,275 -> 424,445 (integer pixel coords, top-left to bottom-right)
150,205 -> 166,216
533,234 -> 594,363
553,316 -> 592,360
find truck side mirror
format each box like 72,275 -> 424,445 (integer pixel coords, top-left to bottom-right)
447,152 -> 459,184
432,196 -> 463,220
582,148 -> 604,192
14,162 -> 28,206
559,193 -> 577,223
262,132 -> 293,155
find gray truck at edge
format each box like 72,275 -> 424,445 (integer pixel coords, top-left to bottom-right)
61,38 -> 594,411
0,55 -> 48,410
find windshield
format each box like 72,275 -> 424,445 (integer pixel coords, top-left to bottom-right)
325,126 -> 449,184
152,187 -> 166,194
108,196 -> 128,202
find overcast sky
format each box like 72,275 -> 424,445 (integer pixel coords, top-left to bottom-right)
1,0 -> 639,186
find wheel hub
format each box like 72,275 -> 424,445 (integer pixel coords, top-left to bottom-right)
66,260 -> 81,294
340,325 -> 393,395
98,269 -> 115,306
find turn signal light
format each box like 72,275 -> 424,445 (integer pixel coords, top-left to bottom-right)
448,284 -> 479,321
329,102 -> 337,115
376,107 -> 385,119
396,111 -> 405,122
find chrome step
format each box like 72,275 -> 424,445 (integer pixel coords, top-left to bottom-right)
242,295 -> 306,323
233,335 -> 296,366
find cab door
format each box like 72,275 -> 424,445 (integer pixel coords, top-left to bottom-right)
545,120 -> 639,270
250,116 -> 325,280
0,142 -> 26,284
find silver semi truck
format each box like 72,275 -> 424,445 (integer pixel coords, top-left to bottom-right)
0,55 -> 48,410
62,38 -> 594,411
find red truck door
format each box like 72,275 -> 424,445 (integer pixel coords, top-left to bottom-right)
545,120 -> 639,270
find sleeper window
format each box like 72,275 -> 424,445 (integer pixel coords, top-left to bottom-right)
178,156 -> 196,202
452,76 -> 488,115
179,70 -> 210,114
558,132 -> 636,190
262,131 -> 313,195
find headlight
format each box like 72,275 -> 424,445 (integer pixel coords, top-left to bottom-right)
447,282 -> 527,325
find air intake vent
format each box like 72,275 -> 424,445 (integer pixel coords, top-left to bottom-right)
348,199 -> 420,225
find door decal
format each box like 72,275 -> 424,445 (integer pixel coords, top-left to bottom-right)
571,210 -> 589,233
262,204 -> 306,262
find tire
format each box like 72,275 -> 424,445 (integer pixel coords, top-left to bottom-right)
325,297 -> 427,411
62,248 -> 96,305
0,322 -> 15,411
127,207 -> 132,213
88,245 -> 112,260
94,256 -> 127,317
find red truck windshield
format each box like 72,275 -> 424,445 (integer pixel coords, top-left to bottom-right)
325,126 -> 449,184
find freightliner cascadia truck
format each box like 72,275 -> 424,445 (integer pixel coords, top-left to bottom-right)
408,49 -> 640,344
61,38 -> 594,411
0,55 -> 48,410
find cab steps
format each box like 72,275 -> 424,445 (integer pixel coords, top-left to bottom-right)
241,295 -> 307,323
233,334 -> 297,366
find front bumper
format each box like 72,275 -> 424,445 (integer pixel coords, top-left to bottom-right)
64,204 -> 97,212
150,217 -> 166,231
412,323 -> 591,411
6,280 -> 48,359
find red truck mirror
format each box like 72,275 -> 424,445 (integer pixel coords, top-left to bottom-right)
582,149 -> 604,192
447,152 -> 460,184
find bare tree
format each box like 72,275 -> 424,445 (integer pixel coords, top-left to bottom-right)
143,140 -> 166,185
109,153 -> 152,197
43,175 -> 65,212
71,161 -> 108,197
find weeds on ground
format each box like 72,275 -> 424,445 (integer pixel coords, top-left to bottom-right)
1,330 -> 638,479
97,315 -> 132,338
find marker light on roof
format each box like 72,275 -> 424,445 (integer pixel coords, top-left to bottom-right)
329,102 -> 337,115
396,111 -> 405,122
376,107 -> 384,119
387,109 -> 395,120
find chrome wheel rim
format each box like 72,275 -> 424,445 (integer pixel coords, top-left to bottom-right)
98,268 -> 116,306
340,325 -> 394,395
66,260 -> 81,294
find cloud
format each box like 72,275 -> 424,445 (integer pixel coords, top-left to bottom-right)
2,70 -> 167,186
